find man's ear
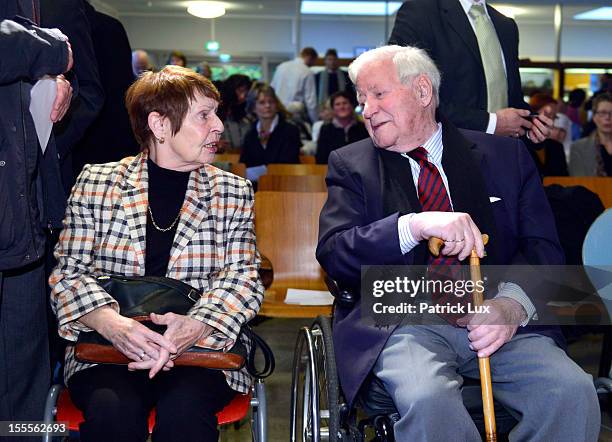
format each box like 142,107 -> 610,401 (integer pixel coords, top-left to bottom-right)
414,75 -> 434,107
148,111 -> 168,141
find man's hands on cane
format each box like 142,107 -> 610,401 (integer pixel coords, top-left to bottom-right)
457,297 -> 527,357
409,211 -> 485,261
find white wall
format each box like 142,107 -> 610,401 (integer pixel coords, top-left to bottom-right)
120,14 -> 612,62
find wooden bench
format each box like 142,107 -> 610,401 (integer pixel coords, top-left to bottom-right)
543,176 -> 612,208
258,175 -> 327,192
299,155 -> 316,164
254,191 -> 332,317
266,164 -> 328,176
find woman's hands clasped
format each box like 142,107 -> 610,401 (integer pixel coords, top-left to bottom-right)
80,306 -> 213,378
126,312 -> 214,378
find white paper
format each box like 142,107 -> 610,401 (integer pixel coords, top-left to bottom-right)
29,76 -> 57,154
246,165 -> 268,182
285,288 -> 334,306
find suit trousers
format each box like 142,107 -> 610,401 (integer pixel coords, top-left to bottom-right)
373,324 -> 600,441
68,365 -> 236,442
0,260 -> 50,442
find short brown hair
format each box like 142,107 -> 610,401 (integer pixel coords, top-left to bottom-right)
125,65 -> 220,151
300,47 -> 318,59
593,92 -> 612,113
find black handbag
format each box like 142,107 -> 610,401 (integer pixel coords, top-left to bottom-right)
75,275 -> 274,377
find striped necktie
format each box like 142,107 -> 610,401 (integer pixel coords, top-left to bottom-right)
408,147 -> 468,324
469,3 -> 508,113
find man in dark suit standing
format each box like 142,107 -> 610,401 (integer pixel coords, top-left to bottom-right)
0,1 -> 73,434
389,0 -> 551,143
41,0 -> 104,194
316,45 -> 599,441
315,48 -> 355,106
72,1 -> 139,175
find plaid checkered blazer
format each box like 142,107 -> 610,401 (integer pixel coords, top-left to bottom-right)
49,153 -> 263,393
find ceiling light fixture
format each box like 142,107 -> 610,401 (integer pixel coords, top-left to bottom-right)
301,1 -> 402,16
574,7 -> 612,21
187,1 -> 226,19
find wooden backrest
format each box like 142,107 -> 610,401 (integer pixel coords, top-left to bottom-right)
300,155 -> 316,164
258,174 -> 327,192
543,176 -> 612,208
254,191 -> 327,294
230,163 -> 246,178
266,164 -> 328,176
215,153 -> 241,163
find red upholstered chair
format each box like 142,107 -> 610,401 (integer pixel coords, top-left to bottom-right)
43,380 -> 268,441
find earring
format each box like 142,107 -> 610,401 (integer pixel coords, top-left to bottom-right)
158,137 -> 165,144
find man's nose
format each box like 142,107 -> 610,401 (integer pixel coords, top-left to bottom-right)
362,100 -> 376,119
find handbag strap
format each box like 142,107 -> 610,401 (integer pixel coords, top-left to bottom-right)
242,326 -> 275,379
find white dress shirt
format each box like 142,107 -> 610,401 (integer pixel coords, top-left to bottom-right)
396,123 -> 536,325
270,57 -> 318,123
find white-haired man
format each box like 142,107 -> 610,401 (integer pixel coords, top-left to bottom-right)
316,45 -> 600,441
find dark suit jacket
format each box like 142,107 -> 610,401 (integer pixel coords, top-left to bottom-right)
389,0 -> 529,132
316,119 -> 564,405
316,121 -> 369,164
72,2 -> 138,176
41,0 -> 104,194
240,118 -> 301,168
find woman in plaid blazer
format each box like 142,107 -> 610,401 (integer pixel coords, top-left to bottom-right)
49,66 -> 263,442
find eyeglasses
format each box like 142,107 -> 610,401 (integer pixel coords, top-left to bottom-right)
594,110 -> 612,118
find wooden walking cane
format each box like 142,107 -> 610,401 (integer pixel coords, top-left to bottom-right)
428,234 -> 497,441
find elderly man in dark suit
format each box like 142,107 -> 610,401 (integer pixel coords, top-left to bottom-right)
316,45 -> 599,441
389,0 -> 551,144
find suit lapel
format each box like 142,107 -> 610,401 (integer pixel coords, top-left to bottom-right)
441,119 -> 500,264
121,154 -> 148,272
440,0 -> 482,66
379,148 -> 420,218
167,166 -> 210,272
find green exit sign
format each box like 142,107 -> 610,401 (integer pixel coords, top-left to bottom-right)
206,40 -> 220,52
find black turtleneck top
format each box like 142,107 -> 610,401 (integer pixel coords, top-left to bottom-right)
145,158 -> 190,276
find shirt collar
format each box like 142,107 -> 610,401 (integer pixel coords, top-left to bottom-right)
459,0 -> 490,18
256,114 -> 279,134
400,123 -> 443,164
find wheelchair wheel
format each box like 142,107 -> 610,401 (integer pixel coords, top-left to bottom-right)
290,315 -> 343,441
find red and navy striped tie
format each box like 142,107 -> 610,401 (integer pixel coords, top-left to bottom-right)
408,147 -> 467,323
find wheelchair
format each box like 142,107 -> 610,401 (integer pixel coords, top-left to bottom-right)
290,314 -> 522,442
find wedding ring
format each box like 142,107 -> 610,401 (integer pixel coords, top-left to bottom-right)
515,132 -> 519,138
139,351 -> 146,359
445,238 -> 465,242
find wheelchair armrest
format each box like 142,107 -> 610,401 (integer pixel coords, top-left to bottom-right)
325,276 -> 358,308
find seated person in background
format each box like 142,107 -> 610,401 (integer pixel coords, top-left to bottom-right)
566,88 -> 587,141
132,49 -> 153,77
286,101 -> 313,144
218,73 -> 252,151
166,50 -> 187,67
316,45 -> 599,441
240,83 -> 301,168
528,93 -> 568,177
195,61 -> 212,79
316,91 -> 369,164
302,102 -> 333,155
570,92 -> 612,176
49,66 -> 263,442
